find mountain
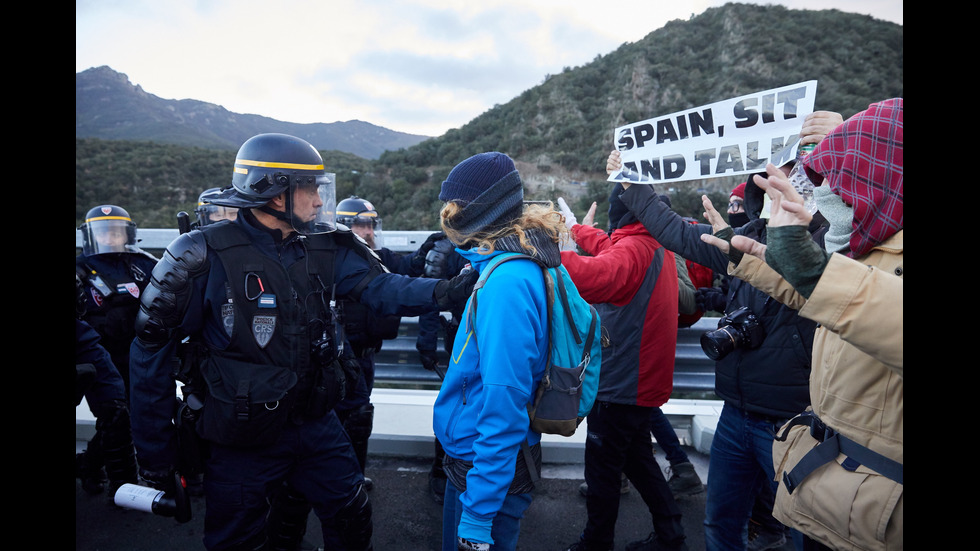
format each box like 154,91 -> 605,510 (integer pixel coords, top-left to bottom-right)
76,3 -> 902,231
75,65 -> 431,160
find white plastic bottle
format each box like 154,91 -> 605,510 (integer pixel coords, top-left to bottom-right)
787,143 -> 817,214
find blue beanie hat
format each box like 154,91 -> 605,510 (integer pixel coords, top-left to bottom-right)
440,152 -> 524,235
440,152 -> 518,205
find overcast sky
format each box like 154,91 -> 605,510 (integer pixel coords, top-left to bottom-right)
76,0 -> 902,138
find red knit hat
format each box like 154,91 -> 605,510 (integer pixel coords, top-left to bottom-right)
730,182 -> 746,199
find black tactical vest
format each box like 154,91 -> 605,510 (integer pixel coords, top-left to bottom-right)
196,224 -> 339,445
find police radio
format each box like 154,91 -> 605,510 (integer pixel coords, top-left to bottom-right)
113,470 -> 192,523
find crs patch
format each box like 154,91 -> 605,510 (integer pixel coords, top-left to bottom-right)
252,315 -> 277,348
90,288 -> 104,307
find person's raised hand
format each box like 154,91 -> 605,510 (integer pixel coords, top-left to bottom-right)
701,194 -> 728,233
606,150 -> 631,190
605,150 -> 621,175
582,201 -> 597,228
800,111 -> 844,146
556,197 -> 577,230
698,194 -> 732,255
752,163 -> 812,229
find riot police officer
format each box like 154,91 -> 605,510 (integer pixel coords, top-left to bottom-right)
129,133 -> 476,551
332,195 -> 442,485
75,205 -> 157,495
194,187 -> 239,228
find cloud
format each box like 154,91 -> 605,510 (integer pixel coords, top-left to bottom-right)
76,0 -> 902,137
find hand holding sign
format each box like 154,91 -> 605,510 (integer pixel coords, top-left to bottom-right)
800,111 -> 844,146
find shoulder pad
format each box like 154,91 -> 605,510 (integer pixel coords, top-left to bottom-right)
160,230 -> 210,276
136,231 -> 209,346
332,227 -> 388,272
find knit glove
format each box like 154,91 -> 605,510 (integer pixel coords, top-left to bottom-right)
764,225 -> 831,299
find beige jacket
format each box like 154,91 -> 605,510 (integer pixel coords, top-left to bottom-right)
730,230 -> 903,550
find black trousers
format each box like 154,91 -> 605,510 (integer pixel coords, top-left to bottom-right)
582,401 -> 685,547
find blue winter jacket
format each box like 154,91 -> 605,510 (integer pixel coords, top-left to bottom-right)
432,249 -> 548,543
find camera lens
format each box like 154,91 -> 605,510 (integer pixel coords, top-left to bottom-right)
700,326 -> 739,361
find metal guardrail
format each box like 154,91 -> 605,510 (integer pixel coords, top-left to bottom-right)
75,228 -> 438,254
76,228 -> 717,393
377,316 -> 716,393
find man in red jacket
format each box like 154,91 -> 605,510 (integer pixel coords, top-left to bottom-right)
560,189 -> 688,551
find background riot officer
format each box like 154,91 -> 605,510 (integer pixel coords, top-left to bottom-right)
335,194 -> 446,485
129,133 -> 476,551
75,205 -> 156,496
265,196 -> 447,550
194,187 -> 239,228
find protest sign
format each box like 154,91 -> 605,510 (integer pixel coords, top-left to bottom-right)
608,81 -> 817,185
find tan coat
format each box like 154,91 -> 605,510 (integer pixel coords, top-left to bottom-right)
729,230 -> 903,550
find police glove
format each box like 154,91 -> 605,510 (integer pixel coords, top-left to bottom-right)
695,287 -> 727,313
457,537 -> 490,551
411,232 -> 447,274
425,238 -> 455,279
434,268 -> 479,311
418,349 -> 439,371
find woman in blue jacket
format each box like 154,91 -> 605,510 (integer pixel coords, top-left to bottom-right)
433,152 -> 566,551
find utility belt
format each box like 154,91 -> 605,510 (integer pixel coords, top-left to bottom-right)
186,351 -> 360,449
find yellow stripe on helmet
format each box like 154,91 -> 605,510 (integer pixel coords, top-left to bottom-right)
86,215 -> 132,223
336,210 -> 378,217
236,159 -> 324,171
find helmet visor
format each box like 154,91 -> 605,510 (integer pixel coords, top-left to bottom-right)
196,204 -> 239,226
82,219 -> 138,255
296,172 -> 336,234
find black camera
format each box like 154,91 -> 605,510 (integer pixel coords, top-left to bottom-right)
700,306 -> 765,361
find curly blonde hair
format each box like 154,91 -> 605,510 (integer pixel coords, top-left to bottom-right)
440,201 -> 569,256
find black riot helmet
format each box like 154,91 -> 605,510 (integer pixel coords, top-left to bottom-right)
336,195 -> 383,248
194,187 -> 239,227
207,133 -> 336,234
79,205 -> 140,256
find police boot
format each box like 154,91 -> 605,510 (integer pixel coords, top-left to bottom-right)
97,401 -> 139,499
267,483 -> 316,551
321,486 -> 373,551
342,403 -> 374,491
76,448 -> 107,495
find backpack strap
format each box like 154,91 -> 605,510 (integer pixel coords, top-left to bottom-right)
467,253 -> 546,484
468,253 -> 538,339
777,411 -> 903,493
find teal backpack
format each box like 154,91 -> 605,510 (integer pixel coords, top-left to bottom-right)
469,252 -> 602,437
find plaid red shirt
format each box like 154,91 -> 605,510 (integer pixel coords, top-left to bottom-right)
803,98 -> 903,258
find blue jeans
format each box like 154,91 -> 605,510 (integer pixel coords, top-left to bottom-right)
441,480 -> 532,551
650,406 -> 690,466
703,402 -> 787,551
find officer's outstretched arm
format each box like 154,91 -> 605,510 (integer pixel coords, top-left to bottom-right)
135,232 -> 211,350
